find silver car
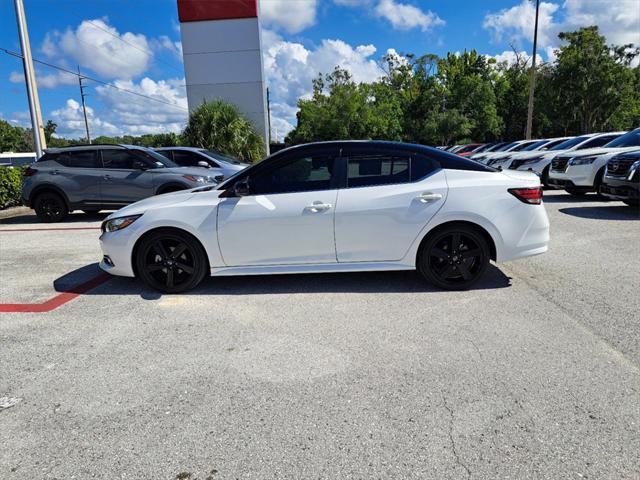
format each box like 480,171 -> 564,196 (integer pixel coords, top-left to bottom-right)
22,144 -> 220,222
155,147 -> 248,179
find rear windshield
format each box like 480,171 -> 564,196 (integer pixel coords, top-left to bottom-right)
604,129 -> 640,148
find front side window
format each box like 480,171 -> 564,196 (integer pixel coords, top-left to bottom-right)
251,154 -> 337,195
58,150 -> 100,168
173,150 -> 206,167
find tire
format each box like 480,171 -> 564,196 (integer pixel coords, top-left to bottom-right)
417,225 -> 490,291
82,209 -> 101,214
594,169 -> 608,200
135,229 -> 208,293
565,188 -> 588,196
541,165 -> 551,187
34,192 -> 68,223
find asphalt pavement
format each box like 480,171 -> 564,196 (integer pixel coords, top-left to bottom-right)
1,192 -> 639,479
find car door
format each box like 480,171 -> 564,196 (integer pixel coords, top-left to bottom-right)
217,149 -> 339,266
54,150 -> 102,205
100,149 -> 156,205
334,146 -> 447,262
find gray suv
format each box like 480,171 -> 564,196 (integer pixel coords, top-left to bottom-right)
22,144 -> 220,222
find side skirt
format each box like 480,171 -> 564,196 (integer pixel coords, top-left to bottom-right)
210,262 -> 415,277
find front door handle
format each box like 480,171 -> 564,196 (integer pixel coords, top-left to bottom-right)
305,201 -> 332,213
416,192 -> 443,203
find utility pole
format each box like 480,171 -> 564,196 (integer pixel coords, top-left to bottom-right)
78,66 -> 91,144
525,0 -> 540,140
266,87 -> 272,145
14,0 -> 46,157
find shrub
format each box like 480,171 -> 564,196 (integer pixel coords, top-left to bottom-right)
182,99 -> 266,163
0,166 -> 24,209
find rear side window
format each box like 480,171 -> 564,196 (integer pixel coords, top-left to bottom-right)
345,151 -> 437,188
156,150 -> 173,160
57,150 -> 100,168
102,149 -> 140,169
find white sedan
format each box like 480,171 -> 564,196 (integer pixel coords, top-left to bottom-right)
99,141 -> 549,293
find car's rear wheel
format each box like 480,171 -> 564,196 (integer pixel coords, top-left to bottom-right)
34,192 -> 68,223
417,225 -> 490,290
135,229 -> 208,293
565,188 -> 589,196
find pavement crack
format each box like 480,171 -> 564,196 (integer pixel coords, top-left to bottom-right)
442,393 -> 472,480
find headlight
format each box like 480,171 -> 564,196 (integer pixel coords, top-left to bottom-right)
101,214 -> 142,233
183,174 -> 216,184
569,155 -> 598,165
521,156 -> 544,165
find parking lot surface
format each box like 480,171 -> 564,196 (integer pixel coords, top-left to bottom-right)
1,191 -> 639,479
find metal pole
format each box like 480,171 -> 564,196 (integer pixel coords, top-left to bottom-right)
14,0 -> 46,157
266,87 -> 272,144
78,66 -> 91,144
525,0 -> 540,140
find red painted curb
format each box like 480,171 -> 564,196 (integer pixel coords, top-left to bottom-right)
0,227 -> 101,232
0,273 -> 112,313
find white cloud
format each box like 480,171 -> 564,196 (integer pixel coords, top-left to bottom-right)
42,18 -> 152,79
10,69 -> 78,89
156,36 -> 183,60
374,0 -> 444,32
262,29 -> 387,138
259,0 -> 319,34
94,77 -> 188,135
483,0 -> 640,61
483,0 -> 560,48
487,50 -> 543,67
51,99 -> 120,138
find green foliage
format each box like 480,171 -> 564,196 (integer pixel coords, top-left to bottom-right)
0,166 -> 23,209
182,99 -> 266,163
0,120 -> 31,152
287,27 -> 639,145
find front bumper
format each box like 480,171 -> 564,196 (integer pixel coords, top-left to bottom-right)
600,177 -> 640,201
99,228 -> 138,277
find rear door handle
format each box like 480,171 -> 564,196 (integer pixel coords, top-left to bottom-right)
305,201 -> 332,213
416,192 -> 443,203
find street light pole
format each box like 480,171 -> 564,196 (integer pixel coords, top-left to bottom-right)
13,0 -> 46,157
525,0 -> 540,140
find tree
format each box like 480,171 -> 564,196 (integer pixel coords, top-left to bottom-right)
0,120 -> 31,152
44,120 -> 57,143
551,26 -> 640,134
182,99 -> 265,163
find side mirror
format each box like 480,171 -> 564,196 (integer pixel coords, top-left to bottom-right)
132,160 -> 148,170
197,161 -> 211,168
233,179 -> 251,196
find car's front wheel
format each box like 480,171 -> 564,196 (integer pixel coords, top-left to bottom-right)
417,225 -> 490,290
34,192 -> 68,223
135,229 -> 208,293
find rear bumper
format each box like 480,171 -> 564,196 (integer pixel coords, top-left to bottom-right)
496,204 -> 550,262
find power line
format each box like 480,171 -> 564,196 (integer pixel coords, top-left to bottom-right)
1,47 -> 189,112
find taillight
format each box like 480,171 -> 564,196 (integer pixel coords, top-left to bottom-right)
508,187 -> 543,205
23,166 -> 38,177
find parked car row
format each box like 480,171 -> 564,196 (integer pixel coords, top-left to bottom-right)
447,128 -> 639,207
21,144 -> 248,222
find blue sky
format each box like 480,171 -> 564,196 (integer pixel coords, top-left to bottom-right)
1,0 -> 637,142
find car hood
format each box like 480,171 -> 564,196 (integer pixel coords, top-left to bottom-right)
159,166 -> 216,176
105,187 -> 222,220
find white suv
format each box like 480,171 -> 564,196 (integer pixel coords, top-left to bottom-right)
548,129 -> 640,195
511,132 -> 625,186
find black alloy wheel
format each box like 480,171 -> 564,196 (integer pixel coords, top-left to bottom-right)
136,230 -> 207,293
418,225 -> 489,290
34,192 -> 68,223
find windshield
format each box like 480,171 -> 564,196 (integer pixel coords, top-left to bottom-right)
521,140 -> 549,151
549,135 -> 589,150
604,129 -> 640,148
132,148 -> 179,168
497,142 -> 517,152
509,141 -> 537,152
539,138 -> 567,150
201,149 -> 247,165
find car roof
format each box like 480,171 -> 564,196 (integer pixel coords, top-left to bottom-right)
43,144 -> 150,153
155,146 -> 203,151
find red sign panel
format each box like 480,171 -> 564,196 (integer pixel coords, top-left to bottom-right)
177,0 -> 258,22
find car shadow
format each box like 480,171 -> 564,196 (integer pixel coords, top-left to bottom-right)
542,192 -> 601,203
559,205 -> 640,220
54,262 -> 512,299
0,211 -> 111,225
